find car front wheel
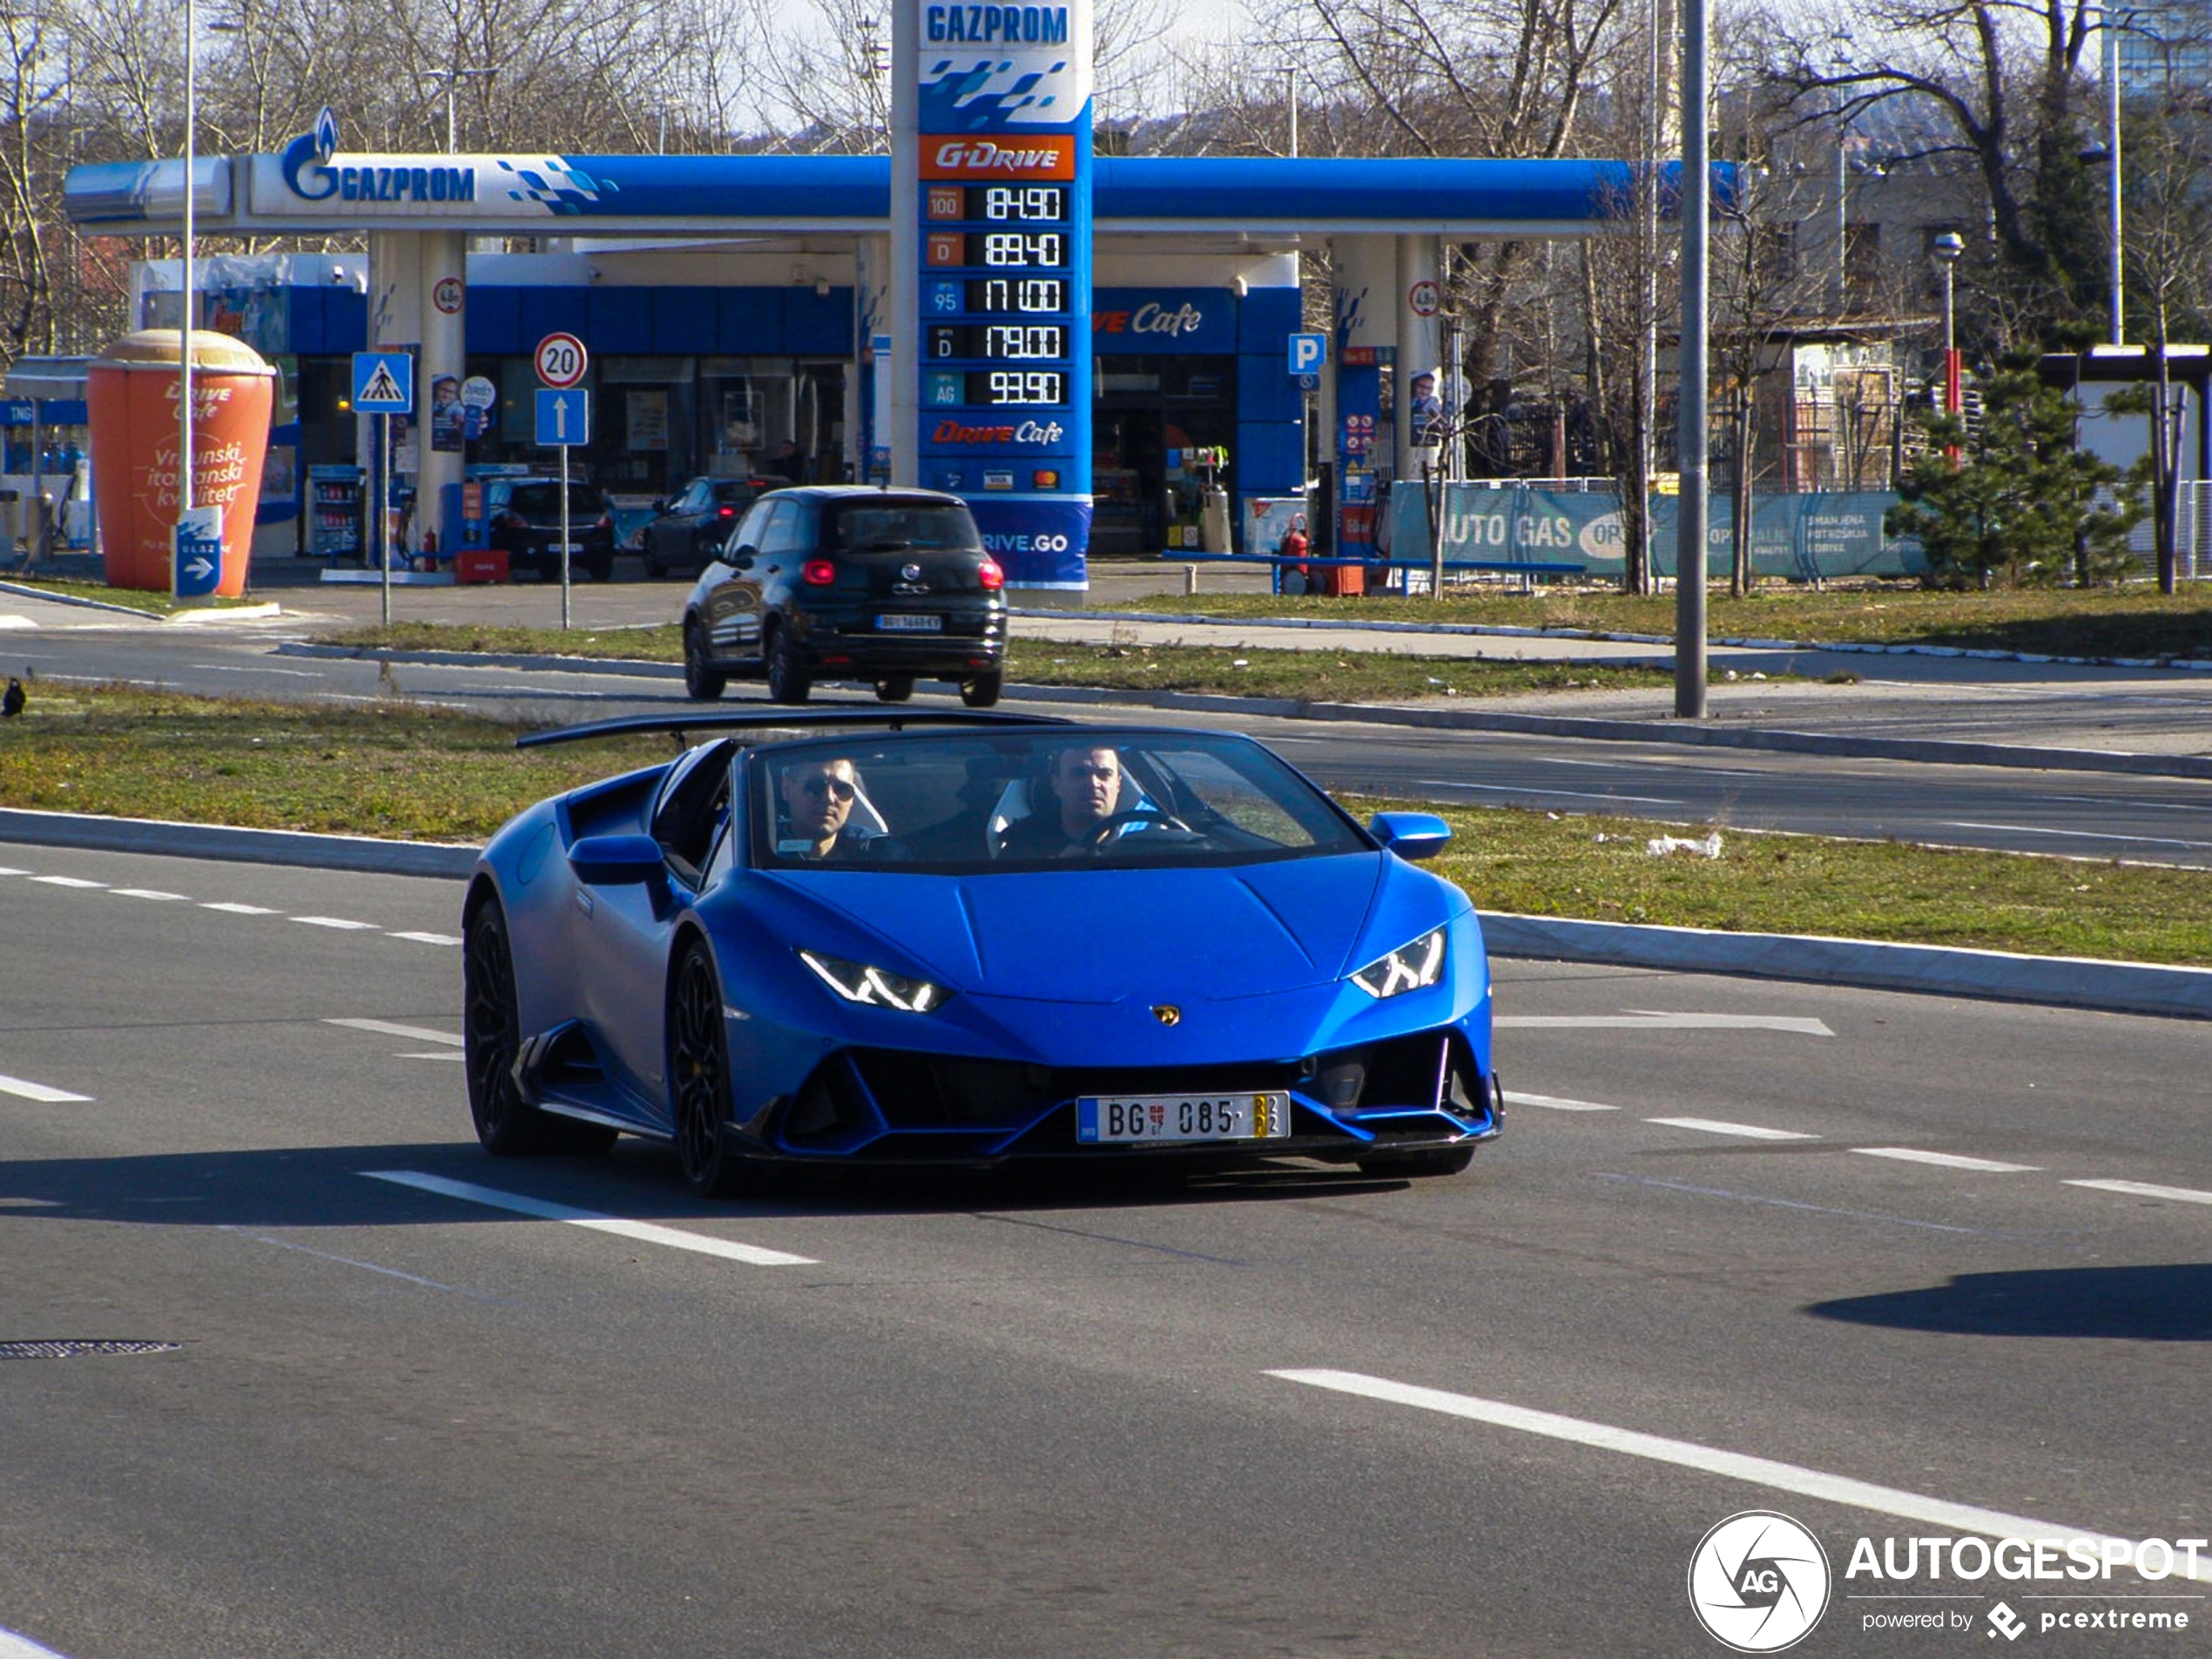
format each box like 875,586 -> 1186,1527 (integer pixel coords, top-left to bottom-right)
959,670 -> 1002,709
671,942 -> 745,1197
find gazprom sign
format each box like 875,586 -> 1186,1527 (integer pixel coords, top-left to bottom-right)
922,4 -> 1069,42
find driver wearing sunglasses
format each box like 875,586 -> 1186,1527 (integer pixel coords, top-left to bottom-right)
778,756 -> 887,861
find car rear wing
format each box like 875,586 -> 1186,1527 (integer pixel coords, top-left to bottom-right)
516,707 -> 1073,751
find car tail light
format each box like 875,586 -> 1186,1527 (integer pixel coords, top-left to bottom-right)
497,510 -> 528,530
717,505 -> 736,518
595,513 -> 612,529
978,559 -> 1005,590
802,558 -> 837,586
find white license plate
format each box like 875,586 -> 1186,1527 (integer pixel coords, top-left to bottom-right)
876,612 -> 944,631
557,543 -> 582,554
1077,1092 -> 1293,1144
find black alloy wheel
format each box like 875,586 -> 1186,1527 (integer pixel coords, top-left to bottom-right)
765,624 -> 813,705
671,942 -> 745,1197
464,902 -> 616,1157
683,617 -> 727,700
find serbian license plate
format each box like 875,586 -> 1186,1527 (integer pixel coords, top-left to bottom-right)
1077,1092 -> 1293,1144
877,612 -> 944,631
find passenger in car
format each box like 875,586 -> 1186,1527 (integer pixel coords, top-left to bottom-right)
996,743 -> 1123,858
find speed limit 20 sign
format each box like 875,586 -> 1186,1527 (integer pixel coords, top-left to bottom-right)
534,332 -> 589,389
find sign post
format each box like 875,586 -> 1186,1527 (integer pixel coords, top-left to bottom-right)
353,350 -> 415,624
534,353 -> 590,631
894,0 -> 1095,592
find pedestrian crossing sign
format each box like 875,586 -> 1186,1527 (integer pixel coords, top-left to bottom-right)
352,351 -> 415,415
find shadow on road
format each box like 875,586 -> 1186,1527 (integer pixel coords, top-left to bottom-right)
1810,1264 -> 2212,1341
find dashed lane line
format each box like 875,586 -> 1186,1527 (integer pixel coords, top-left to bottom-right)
291,915 -> 381,931
1505,1090 -> 1620,1112
1645,1116 -> 1822,1142
200,901 -> 279,914
2065,1178 -> 2212,1206
361,1170 -> 820,1266
327,1017 -> 462,1046
107,887 -> 192,901
1852,1147 -> 2041,1174
0,1072 -> 92,1103
28,875 -> 104,888
1265,1368 -> 2212,1584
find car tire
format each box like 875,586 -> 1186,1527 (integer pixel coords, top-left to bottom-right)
873,674 -> 915,703
670,941 -> 746,1197
765,624 -> 812,705
959,670 -> 1002,709
465,900 -> 617,1157
683,618 -> 726,700
1355,1144 -> 1477,1179
644,553 -> 666,579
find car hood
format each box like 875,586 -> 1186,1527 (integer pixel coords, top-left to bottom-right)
756,856 -> 1421,1004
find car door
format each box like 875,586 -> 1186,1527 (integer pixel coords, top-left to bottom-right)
702,497 -> 781,658
579,740 -> 737,1122
651,479 -> 705,567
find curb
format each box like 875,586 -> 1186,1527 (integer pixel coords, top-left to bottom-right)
0,807 -> 2202,1022
273,642 -> 2212,782
0,580 -> 283,625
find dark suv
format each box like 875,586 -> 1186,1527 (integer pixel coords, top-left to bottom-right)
485,477 -> 617,581
680,486 -> 1008,706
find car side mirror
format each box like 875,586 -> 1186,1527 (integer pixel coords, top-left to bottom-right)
1368,812 -> 1452,861
651,498 -> 667,512
568,833 -> 666,883
724,543 -> 758,569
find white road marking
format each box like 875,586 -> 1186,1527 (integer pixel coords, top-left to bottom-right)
0,865 -> 30,876
107,887 -> 191,901
0,1626 -> 76,1657
29,875 -> 105,889
1505,1090 -> 1620,1113
1412,778 -> 1681,806
291,915 -> 381,930
1646,1116 -> 1820,1141
2066,1178 -> 2212,1206
362,1171 -> 819,1266
1266,1369 -> 2212,1582
400,1051 -> 468,1062
1852,1147 -> 2040,1173
200,900 -> 279,914
327,1017 -> 462,1046
1945,820 -> 2212,853
389,931 -> 462,946
1501,1011 -> 1833,1036
0,1072 -> 92,1103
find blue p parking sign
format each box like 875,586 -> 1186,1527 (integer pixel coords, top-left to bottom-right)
1289,333 -> 1327,376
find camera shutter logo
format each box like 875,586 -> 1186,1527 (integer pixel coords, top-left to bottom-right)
1688,1511 -> 1831,1652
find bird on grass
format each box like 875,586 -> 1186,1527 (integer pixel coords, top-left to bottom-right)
2,676 -> 23,718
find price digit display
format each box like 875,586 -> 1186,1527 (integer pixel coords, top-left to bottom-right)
965,370 -> 1066,407
972,185 -> 1067,221
967,277 -> 1066,314
981,232 -> 1064,268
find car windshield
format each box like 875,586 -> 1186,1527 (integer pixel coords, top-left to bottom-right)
746,729 -> 1369,874
826,502 -> 981,552
509,482 -> 605,516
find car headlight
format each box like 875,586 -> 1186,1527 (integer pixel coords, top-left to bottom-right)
1350,927 -> 1447,999
798,949 -> 949,1013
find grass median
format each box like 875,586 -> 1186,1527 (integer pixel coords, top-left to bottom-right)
0,683 -> 2204,968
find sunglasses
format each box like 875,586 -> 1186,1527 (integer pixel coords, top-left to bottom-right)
798,776 -> 856,801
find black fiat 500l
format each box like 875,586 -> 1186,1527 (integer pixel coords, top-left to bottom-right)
680,486 -> 1008,706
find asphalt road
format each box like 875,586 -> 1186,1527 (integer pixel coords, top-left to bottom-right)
3,847 -> 2209,1658
8,606 -> 2212,869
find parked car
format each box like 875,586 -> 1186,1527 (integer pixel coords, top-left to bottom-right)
638,475 -> 778,579
484,477 -> 617,581
681,484 -> 1008,707
462,709 -> 1502,1195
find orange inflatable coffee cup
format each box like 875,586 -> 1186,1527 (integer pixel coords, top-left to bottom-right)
87,329 -> 275,597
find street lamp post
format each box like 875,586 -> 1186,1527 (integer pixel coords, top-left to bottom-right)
1932,230 -> 1963,417
421,64 -> 496,151
175,0 -> 197,596
2104,3 -> 2123,345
